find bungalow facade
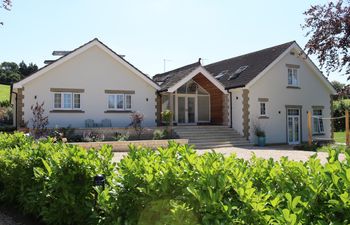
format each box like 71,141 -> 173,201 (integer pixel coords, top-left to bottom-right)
12,39 -> 336,145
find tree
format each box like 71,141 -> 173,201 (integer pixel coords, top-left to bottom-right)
0,61 -> 38,84
18,61 -> 38,78
303,0 -> 350,79
331,80 -> 346,93
0,62 -> 20,84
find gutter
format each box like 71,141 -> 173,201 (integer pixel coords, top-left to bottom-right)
225,84 -> 245,90
10,84 -> 18,128
229,91 -> 233,128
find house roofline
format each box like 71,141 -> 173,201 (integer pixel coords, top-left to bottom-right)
166,66 -> 227,93
13,38 -> 160,90
244,42 -> 336,94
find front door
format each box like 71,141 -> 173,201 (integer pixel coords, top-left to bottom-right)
178,96 -> 196,124
287,108 -> 301,144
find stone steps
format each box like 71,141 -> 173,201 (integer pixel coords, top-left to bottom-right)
173,125 -> 252,149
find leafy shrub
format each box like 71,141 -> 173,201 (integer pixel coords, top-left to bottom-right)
161,110 -> 172,126
0,126 -> 15,133
0,100 -> 11,107
83,130 -> 104,142
30,102 -> 49,138
114,131 -> 129,141
129,111 -> 144,139
114,143 -> 350,225
0,105 -> 12,125
0,132 -> 117,225
1,134 -> 350,224
152,129 -> 168,140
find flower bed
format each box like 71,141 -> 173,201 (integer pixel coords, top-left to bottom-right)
72,139 -> 188,152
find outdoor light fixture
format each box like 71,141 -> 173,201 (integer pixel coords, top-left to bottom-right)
93,174 -> 106,208
93,174 -> 105,188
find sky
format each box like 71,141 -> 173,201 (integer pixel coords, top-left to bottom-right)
0,0 -> 348,84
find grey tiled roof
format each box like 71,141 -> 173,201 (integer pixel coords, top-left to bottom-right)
205,41 -> 295,89
152,41 -> 295,91
153,61 -> 201,91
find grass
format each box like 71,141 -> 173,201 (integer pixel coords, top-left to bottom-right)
334,131 -> 345,143
0,84 -> 10,102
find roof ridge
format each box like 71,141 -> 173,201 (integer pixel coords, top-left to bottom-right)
154,61 -> 201,78
205,41 -> 295,68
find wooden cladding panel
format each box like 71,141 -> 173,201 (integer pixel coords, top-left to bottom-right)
193,73 -> 223,124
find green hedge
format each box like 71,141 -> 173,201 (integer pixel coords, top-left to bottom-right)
1,133 -> 350,224
0,132 -> 117,225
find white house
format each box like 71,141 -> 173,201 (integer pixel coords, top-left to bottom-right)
12,38 -> 159,128
12,39 -> 336,145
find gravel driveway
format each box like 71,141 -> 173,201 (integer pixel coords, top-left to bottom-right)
112,145 -> 346,164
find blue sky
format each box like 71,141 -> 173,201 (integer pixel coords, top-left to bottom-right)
0,0 -> 347,83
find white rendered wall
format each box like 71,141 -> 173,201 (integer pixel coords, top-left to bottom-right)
247,52 -> 333,144
22,46 -> 157,128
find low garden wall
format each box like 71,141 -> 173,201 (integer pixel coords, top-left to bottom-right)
72,139 -> 188,152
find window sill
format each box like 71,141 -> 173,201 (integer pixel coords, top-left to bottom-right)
313,133 -> 325,136
104,110 -> 132,113
286,86 -> 301,89
50,110 -> 85,113
258,116 -> 269,119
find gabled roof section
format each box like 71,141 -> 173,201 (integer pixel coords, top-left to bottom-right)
153,61 -> 226,93
205,41 -> 295,89
153,61 -> 201,91
14,38 -> 160,90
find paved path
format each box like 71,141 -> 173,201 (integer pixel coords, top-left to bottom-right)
112,145 -> 346,164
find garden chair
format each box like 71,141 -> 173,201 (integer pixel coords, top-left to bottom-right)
101,119 -> 112,127
85,119 -> 94,128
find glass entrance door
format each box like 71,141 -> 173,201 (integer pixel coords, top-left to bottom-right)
287,108 -> 300,144
187,97 -> 195,123
177,96 -> 196,124
178,97 -> 186,123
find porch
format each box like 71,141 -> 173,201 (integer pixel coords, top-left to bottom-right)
156,72 -> 229,126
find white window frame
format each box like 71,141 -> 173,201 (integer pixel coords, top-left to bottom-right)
53,92 -> 81,110
288,68 -> 299,87
260,102 -> 266,116
107,94 -> 132,110
312,109 -> 324,134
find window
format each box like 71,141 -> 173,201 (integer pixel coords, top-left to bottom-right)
288,68 -> 299,86
313,109 -> 324,134
53,92 -> 81,110
260,102 -> 266,116
107,94 -> 132,110
125,94 -> 131,109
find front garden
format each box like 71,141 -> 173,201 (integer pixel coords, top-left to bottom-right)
0,132 -> 350,224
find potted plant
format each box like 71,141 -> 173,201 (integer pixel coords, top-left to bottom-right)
255,127 -> 266,147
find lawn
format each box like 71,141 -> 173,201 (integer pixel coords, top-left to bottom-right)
0,84 -> 10,102
334,131 -> 345,143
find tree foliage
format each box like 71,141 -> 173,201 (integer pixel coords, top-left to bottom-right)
0,61 -> 38,84
303,0 -> 350,78
331,80 -> 346,93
